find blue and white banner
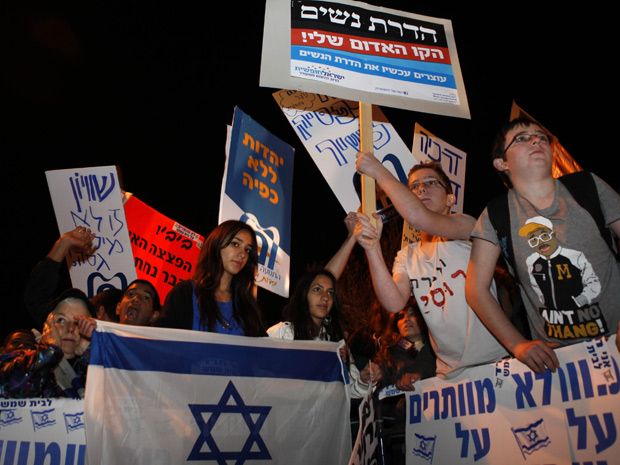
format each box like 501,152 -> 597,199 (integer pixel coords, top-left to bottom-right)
406,336 -> 620,464
220,107 -> 295,298
0,398 -> 86,465
84,321 -> 351,465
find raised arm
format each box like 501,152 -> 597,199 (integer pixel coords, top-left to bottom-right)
325,212 -> 357,280
25,227 -> 97,325
465,237 -> 559,373
354,213 -> 410,312
355,152 -> 474,240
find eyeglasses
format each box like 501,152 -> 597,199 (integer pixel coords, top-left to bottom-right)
409,178 -> 447,194
504,132 -> 552,154
527,231 -> 554,247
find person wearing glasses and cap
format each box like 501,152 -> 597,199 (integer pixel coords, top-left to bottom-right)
353,155 -> 507,379
466,117 -> 620,374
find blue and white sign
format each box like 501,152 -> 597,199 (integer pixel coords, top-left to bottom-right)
0,398 -> 86,465
274,89 -> 420,213
220,107 -> 295,297
45,166 -> 136,296
406,336 -> 620,464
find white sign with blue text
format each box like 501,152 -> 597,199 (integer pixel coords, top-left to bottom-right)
274,89 -> 420,213
46,166 -> 136,297
406,336 -> 619,464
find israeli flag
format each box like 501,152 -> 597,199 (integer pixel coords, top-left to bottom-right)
30,408 -> 56,431
85,321 -> 351,465
64,411 -> 85,433
511,418 -> 551,457
411,433 -> 437,462
0,409 -> 22,427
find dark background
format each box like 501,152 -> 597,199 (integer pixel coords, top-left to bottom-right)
1,1 -> 616,339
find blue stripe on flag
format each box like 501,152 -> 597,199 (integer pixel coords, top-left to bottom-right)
90,332 -> 344,383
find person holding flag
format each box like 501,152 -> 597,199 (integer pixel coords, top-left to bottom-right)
158,220 -> 264,336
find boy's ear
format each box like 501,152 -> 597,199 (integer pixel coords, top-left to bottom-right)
446,193 -> 456,207
493,157 -> 508,172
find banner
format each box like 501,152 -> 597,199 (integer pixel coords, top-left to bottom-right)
219,107 -> 295,298
349,387 -> 380,465
125,195 -> 203,303
405,336 -> 619,464
510,102 -> 582,178
274,89 -> 421,213
0,398 -> 86,465
45,166 -> 136,297
261,0 -> 470,119
85,322 -> 351,465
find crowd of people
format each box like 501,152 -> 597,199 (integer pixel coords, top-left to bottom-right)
2,118 -> 620,461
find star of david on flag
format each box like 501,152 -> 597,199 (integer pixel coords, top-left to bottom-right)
84,321 -> 352,465
511,418 -> 551,457
188,381 -> 271,462
412,433 -> 436,462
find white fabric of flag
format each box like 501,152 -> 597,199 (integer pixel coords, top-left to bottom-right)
85,322 -> 351,465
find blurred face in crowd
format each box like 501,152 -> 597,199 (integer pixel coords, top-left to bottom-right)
44,298 -> 91,358
307,274 -> 335,327
397,307 -> 422,341
116,282 -> 159,326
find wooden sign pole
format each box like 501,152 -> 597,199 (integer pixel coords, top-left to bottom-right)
358,101 -> 376,217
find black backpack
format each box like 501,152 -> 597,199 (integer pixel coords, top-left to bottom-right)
487,171 -> 618,285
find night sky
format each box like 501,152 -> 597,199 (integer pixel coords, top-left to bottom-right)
1,1 -> 616,338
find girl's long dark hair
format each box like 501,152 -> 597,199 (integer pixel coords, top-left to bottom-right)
192,220 -> 264,336
283,270 -> 344,341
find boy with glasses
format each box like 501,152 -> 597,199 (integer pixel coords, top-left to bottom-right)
354,154 -> 507,379
466,117 -> 620,373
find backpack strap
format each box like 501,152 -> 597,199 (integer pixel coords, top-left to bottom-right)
486,194 -> 520,284
558,171 -> 618,258
486,171 -> 618,284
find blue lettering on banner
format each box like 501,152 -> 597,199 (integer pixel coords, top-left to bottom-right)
0,441 -> 86,465
566,408 -> 617,453
409,378 -> 496,424
410,358 -> 618,424
512,357 -> 619,409
455,422 -> 490,460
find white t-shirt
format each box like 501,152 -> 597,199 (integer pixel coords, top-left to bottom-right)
393,238 -> 507,378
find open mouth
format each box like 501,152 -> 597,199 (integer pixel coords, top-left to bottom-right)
125,307 -> 138,321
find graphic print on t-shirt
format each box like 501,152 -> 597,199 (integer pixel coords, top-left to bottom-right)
519,215 -> 607,340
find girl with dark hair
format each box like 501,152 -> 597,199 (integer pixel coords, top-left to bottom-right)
159,220 -> 264,336
267,213 -> 382,396
268,270 -> 344,341
266,213 -> 359,341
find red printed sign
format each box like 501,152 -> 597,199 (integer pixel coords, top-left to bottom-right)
125,195 -> 203,303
